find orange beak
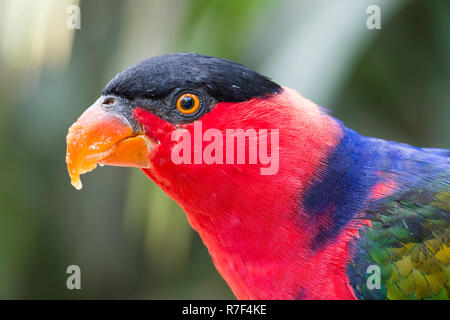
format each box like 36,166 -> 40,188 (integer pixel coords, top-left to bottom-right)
65,100 -> 154,190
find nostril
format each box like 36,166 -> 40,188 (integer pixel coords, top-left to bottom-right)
103,97 -> 115,105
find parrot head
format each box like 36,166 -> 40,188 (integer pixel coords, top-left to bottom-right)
66,53 -> 283,188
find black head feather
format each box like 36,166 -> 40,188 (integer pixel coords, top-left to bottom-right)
103,53 -> 281,102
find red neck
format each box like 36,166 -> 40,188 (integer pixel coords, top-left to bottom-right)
139,88 -> 357,299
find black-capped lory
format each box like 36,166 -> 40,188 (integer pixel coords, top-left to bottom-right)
66,53 -> 449,300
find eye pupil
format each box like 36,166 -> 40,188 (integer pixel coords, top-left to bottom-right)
176,93 -> 200,115
180,96 -> 194,110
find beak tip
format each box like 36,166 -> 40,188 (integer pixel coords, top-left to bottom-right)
70,177 -> 83,190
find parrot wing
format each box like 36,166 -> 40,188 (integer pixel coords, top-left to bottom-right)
348,165 -> 449,300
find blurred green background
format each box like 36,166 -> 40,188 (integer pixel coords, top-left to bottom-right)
0,0 -> 448,299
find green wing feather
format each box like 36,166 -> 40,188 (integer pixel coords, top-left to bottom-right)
348,172 -> 450,300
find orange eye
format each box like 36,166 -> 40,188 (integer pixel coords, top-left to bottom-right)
176,93 -> 200,114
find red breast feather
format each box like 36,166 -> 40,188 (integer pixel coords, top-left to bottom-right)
136,87 -> 357,299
